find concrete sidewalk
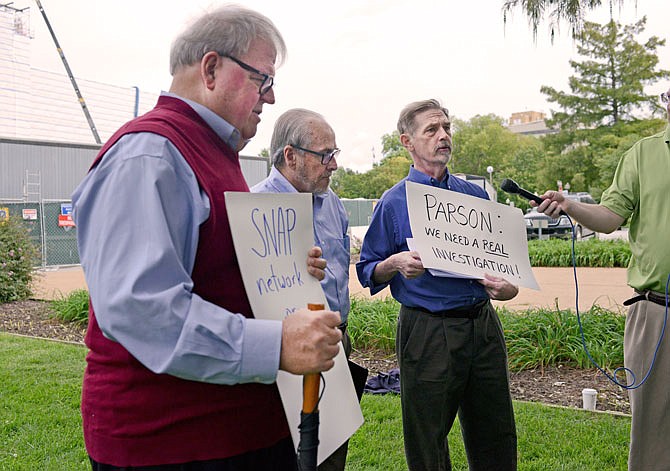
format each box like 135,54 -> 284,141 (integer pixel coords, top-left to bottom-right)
33,264 -> 631,313
32,266 -> 87,301
350,265 -> 630,312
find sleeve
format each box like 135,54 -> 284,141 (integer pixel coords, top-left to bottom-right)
599,145 -> 639,222
72,133 -> 282,385
356,198 -> 398,295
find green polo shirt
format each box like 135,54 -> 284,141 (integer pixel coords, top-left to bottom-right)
600,125 -> 670,293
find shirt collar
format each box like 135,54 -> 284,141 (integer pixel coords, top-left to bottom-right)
407,165 -> 449,189
161,91 -> 242,150
267,166 -> 299,193
269,166 -> 331,200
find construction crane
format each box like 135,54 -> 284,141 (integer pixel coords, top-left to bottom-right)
34,0 -> 101,144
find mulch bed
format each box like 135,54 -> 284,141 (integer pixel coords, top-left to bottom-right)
1,299 -> 630,415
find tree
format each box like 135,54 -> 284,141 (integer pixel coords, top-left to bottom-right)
450,114 -> 520,179
590,119 -> 666,192
540,118 -> 666,199
541,17 -> 669,130
331,168 -> 366,199
502,0 -> 631,40
332,132 -> 412,199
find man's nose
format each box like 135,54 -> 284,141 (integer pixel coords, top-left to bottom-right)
261,86 -> 275,104
327,155 -> 338,171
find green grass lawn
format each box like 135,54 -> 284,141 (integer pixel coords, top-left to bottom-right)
0,333 -> 630,470
0,334 -> 89,470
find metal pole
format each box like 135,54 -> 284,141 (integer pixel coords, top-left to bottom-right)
34,0 -> 102,144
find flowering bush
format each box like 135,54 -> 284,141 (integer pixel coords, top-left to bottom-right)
0,217 -> 39,303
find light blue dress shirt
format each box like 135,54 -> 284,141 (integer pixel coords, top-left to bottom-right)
251,167 -> 351,322
72,93 -> 282,385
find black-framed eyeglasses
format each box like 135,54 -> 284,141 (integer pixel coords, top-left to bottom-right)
661,92 -> 669,105
291,144 -> 341,165
218,53 -> 274,95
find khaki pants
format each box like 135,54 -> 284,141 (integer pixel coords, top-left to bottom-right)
625,298 -> 670,471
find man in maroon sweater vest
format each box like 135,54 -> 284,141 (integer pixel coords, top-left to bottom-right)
72,6 -> 342,470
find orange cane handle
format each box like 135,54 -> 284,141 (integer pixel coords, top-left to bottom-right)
303,303 -> 325,413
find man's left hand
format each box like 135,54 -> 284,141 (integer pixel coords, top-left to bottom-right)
306,246 -> 327,281
478,274 -> 518,301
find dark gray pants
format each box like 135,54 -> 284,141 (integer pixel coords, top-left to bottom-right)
397,302 -> 517,471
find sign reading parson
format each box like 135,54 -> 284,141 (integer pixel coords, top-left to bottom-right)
406,181 -> 539,290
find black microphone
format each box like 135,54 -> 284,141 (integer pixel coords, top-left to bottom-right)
500,178 -> 567,216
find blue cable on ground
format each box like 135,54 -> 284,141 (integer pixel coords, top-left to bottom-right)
569,221 -> 669,389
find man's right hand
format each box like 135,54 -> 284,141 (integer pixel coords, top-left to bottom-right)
372,250 -> 425,284
279,308 -> 342,375
531,190 -> 567,219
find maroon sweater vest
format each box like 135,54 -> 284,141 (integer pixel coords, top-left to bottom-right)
81,96 -> 289,466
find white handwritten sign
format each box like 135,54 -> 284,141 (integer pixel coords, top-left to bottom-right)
406,181 -> 540,290
224,191 -> 363,464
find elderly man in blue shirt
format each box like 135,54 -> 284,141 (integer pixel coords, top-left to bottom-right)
357,99 -> 519,471
252,108 -> 351,471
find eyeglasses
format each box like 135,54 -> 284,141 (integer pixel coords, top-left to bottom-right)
291,144 -> 341,165
661,92 -> 669,105
218,53 -> 274,95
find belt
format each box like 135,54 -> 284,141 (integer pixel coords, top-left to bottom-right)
623,290 -> 669,308
411,299 -> 489,319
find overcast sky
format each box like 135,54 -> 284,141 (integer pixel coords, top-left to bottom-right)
16,0 -> 670,172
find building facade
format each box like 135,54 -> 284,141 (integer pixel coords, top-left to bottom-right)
0,4 -> 268,199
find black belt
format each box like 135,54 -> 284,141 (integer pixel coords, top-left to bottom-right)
411,299 -> 489,319
623,290 -> 669,308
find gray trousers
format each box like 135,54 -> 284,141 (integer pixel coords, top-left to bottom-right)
625,297 -> 670,471
397,302 -> 517,471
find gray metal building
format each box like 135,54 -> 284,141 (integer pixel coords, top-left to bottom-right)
0,137 -> 269,201
0,138 -> 269,267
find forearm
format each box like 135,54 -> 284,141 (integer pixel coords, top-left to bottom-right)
565,201 -> 625,234
372,255 -> 399,285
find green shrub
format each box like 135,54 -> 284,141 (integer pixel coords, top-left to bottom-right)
348,296 -> 399,353
528,238 -> 631,267
348,298 -> 626,371
498,305 -> 624,371
50,289 -> 90,325
0,217 -> 39,303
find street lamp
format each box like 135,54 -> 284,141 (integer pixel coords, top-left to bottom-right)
486,166 -> 494,188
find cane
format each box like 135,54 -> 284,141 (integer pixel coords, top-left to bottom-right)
297,302 -> 324,471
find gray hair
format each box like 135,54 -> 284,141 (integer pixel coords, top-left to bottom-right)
270,108 -> 330,167
397,99 -> 449,136
169,4 -> 287,75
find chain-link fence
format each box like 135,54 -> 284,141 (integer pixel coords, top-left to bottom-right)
0,199 -> 79,267
3,198 -> 377,267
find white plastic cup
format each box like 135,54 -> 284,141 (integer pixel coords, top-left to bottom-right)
582,388 -> 597,411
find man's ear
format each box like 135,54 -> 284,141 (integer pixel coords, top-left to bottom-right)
400,133 -> 413,152
201,52 -> 220,90
284,145 -> 297,169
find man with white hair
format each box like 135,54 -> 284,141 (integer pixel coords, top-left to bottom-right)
73,6 -> 341,470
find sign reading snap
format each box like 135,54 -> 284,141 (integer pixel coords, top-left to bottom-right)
405,181 -> 539,290
224,191 -> 363,465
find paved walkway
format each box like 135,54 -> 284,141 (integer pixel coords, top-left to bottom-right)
33,265 -> 631,312
350,265 -> 630,312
